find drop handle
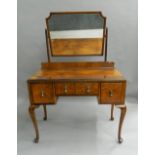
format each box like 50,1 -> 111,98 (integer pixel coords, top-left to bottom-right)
86,85 -> 91,93
109,90 -> 113,97
64,84 -> 68,93
41,90 -> 45,97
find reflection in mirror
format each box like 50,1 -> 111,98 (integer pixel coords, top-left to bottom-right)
46,12 -> 106,56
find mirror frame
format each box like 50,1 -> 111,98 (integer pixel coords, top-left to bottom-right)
45,11 -> 107,57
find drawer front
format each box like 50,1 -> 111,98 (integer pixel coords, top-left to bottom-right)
31,83 -> 55,104
75,82 -> 99,95
100,82 -> 126,104
55,82 -> 99,95
55,82 -> 75,95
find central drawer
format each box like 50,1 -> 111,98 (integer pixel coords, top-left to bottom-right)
55,82 -> 99,95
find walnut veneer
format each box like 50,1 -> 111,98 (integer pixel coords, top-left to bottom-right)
27,11 -> 127,144
28,62 -> 127,143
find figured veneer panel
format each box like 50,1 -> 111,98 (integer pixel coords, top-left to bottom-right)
31,83 -> 55,104
75,82 -> 99,95
100,82 -> 126,104
55,82 -> 75,95
31,69 -> 123,81
51,38 -> 103,55
41,62 -> 115,70
54,82 -> 99,96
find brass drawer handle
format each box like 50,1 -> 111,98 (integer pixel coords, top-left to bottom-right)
86,85 -> 91,93
109,90 -> 113,97
41,90 -> 45,97
64,84 -> 68,93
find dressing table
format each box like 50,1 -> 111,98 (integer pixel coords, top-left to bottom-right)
27,11 -> 127,144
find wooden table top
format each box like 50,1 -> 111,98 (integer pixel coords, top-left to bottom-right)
28,68 -> 125,81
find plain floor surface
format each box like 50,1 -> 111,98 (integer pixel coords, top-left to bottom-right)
18,96 -> 137,155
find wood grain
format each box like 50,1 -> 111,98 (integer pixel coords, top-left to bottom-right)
100,82 -> 126,104
75,82 -> 99,95
51,38 -> 103,56
55,82 -> 75,95
41,62 -> 114,70
31,83 -> 56,104
29,69 -> 124,81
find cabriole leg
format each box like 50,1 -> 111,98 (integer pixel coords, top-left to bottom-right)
116,105 -> 127,143
29,105 -> 40,143
110,103 -> 114,120
43,105 -> 47,121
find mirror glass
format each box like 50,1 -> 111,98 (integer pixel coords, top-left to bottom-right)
46,12 -> 106,56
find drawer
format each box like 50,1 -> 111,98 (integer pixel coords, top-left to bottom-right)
55,82 -> 75,95
55,82 -> 99,95
30,83 -> 55,104
100,82 -> 126,104
75,82 -> 99,95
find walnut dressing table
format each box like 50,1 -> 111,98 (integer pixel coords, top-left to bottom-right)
27,12 -> 127,144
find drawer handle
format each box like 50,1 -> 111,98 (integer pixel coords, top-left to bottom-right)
86,86 -> 90,93
41,90 -> 45,97
109,90 -> 113,97
64,84 -> 68,93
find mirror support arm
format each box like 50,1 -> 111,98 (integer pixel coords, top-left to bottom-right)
45,29 -> 51,62
104,27 -> 108,62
